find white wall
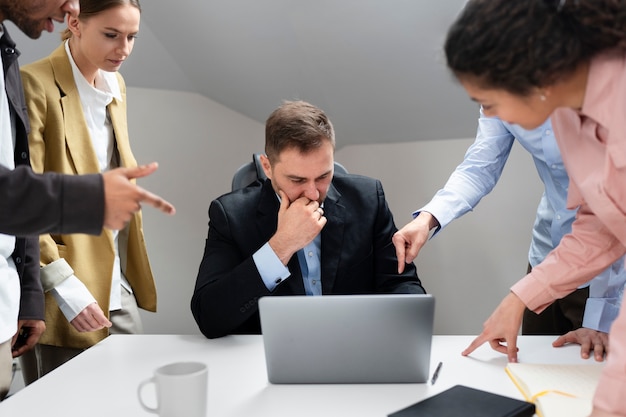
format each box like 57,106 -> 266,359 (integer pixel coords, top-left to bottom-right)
127,87 -> 543,335
127,87 -> 265,334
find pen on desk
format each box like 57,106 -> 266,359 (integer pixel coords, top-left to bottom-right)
430,361 -> 443,385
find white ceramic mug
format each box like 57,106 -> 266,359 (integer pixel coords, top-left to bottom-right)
137,362 -> 208,417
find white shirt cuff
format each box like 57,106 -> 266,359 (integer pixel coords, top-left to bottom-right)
50,275 -> 97,323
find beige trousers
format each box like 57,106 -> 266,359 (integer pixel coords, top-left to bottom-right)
0,339 -> 12,400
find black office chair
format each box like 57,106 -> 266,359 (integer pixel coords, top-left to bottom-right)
231,153 -> 348,191
231,153 -> 267,191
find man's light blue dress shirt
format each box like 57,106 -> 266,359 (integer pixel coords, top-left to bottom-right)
418,113 -> 625,332
253,237 -> 322,296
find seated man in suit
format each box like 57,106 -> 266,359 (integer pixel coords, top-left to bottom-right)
191,100 -> 426,338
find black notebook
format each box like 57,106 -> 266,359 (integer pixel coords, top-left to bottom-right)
388,385 -> 535,417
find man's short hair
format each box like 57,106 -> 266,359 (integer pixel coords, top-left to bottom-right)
265,100 -> 335,163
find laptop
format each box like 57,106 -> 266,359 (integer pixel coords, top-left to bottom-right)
258,294 -> 435,384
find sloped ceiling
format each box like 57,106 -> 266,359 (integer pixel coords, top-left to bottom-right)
9,0 -> 478,147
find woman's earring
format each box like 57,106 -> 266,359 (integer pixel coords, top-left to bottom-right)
540,94 -> 547,102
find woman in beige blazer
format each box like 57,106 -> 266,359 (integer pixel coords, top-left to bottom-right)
19,0 -> 155,384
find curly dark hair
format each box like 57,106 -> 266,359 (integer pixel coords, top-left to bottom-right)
445,0 -> 626,95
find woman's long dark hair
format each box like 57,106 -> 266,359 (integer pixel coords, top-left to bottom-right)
445,0 -> 626,95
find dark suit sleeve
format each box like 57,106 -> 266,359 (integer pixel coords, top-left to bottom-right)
0,165 -> 105,236
17,236 -> 44,320
191,198 -> 273,339
371,180 -> 426,294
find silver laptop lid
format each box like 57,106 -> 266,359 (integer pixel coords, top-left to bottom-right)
259,294 -> 435,384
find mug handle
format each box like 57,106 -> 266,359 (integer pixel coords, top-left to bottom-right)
137,376 -> 159,414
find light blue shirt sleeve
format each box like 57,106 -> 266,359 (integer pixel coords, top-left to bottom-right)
252,242 -> 291,292
417,112 -> 515,236
583,258 -> 626,332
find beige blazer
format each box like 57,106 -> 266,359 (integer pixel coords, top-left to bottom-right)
21,44 -> 156,349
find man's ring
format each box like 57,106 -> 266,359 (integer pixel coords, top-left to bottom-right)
316,207 -> 324,216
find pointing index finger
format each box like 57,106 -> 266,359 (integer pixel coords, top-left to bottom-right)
138,187 -> 176,215
462,333 -> 489,356
392,233 -> 407,274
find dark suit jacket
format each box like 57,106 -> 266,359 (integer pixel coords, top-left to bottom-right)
0,26 -> 104,322
191,173 -> 425,338
0,27 -> 104,239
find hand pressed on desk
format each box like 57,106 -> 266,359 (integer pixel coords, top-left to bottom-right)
552,328 -> 608,362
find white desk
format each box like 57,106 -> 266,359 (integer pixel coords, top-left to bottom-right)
0,335 -> 595,416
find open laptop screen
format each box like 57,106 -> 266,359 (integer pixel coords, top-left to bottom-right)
259,294 -> 435,384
